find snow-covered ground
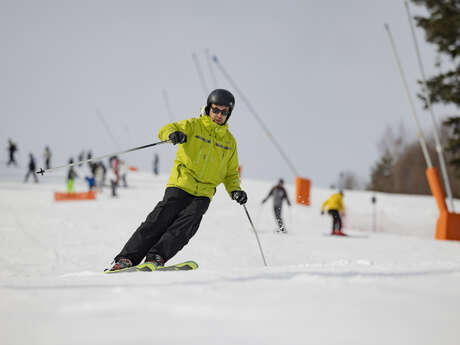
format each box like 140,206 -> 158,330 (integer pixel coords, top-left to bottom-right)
1,166 -> 460,345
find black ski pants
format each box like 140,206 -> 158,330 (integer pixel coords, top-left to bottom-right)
328,209 -> 342,232
24,170 -> 38,183
274,205 -> 285,231
115,187 -> 210,265
7,152 -> 16,166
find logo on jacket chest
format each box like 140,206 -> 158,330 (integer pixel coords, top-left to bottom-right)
194,135 -> 231,151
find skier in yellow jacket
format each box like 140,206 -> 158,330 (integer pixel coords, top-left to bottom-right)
108,89 -> 247,271
321,191 -> 346,236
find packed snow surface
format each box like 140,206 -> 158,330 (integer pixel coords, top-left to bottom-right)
1,166 -> 460,345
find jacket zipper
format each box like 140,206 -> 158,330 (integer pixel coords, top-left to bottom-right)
200,127 -> 215,180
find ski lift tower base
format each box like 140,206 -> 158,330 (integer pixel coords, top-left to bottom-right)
426,168 -> 460,241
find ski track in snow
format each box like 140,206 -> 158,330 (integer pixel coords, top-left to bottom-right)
1,167 -> 460,345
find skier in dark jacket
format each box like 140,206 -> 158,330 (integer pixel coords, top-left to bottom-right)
7,139 -> 18,166
108,89 -> 247,272
262,179 -> 291,233
24,153 -> 38,183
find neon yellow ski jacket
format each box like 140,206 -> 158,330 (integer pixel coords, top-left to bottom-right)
321,193 -> 344,212
158,113 -> 241,200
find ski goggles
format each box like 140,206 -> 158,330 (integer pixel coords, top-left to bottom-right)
210,107 -> 230,116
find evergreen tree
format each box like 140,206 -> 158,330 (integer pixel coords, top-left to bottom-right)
411,0 -> 460,170
443,117 -> 460,176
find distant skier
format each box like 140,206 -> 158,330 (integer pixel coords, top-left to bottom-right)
6,139 -> 18,166
83,163 -> 95,191
67,158 -> 78,193
321,191 -> 346,236
108,89 -> 246,271
94,162 -> 105,193
77,150 -> 85,167
118,159 -> 128,187
261,178 -> 291,233
108,156 -> 119,197
153,153 -> 159,175
43,146 -> 52,170
24,153 -> 38,183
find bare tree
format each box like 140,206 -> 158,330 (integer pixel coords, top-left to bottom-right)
368,121 -> 460,197
342,171 -> 361,190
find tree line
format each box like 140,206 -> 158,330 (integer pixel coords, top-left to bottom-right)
367,0 -> 460,196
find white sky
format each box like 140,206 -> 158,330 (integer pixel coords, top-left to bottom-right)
1,0 -> 455,187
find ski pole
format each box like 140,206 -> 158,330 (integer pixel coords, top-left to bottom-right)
36,140 -> 171,175
243,204 -> 268,267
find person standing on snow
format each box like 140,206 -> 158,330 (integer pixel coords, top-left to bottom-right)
77,151 -> 85,167
43,146 -> 52,170
67,158 -> 78,193
261,178 -> 291,233
6,139 -> 18,166
94,162 -> 105,193
118,159 -> 128,187
83,163 -> 95,191
24,153 -> 38,183
321,191 -> 346,236
153,153 -> 159,175
108,89 -> 247,271
108,156 -> 119,197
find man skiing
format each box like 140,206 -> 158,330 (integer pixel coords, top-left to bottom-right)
321,191 -> 346,236
261,178 -> 291,233
108,89 -> 247,271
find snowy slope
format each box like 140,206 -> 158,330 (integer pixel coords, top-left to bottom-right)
1,167 -> 460,345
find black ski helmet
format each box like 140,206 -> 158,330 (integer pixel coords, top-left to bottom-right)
205,89 -> 235,119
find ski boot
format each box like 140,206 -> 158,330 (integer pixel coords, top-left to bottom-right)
107,257 -> 133,272
137,254 -> 165,271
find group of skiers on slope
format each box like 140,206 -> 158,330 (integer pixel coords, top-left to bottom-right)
261,180 -> 345,236
66,154 -> 128,197
107,89 -> 346,272
5,139 -> 129,196
6,140 -> 52,183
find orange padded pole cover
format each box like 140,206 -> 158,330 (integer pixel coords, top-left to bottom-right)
296,177 -> 310,206
425,167 -> 448,213
435,212 -> 460,241
425,167 -> 460,241
54,191 -> 96,201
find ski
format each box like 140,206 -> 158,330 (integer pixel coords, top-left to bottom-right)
104,260 -> 198,274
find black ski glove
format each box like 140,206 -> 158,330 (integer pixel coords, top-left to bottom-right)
232,190 -> 248,205
169,131 -> 187,145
